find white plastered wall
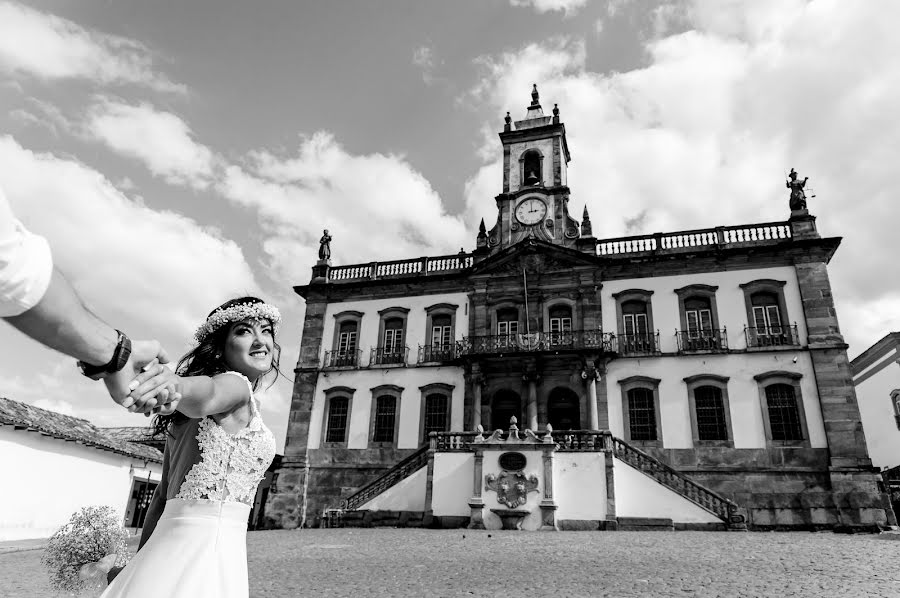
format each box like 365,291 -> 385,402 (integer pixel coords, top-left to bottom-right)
431,453 -> 473,517
359,466 -> 427,511
554,452 -> 606,521
311,293 -> 469,450
0,428 -> 162,541
603,266 -> 825,449
614,458 -> 722,523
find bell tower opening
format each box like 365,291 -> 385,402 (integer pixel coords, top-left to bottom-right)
521,149 -> 542,187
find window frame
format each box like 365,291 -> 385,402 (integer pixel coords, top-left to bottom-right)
424,303 -> 459,351
618,375 -> 663,447
613,289 -> 656,354
330,311 -> 363,367
684,374 -> 734,448
753,371 -> 810,448
418,383 -> 454,445
375,306 -> 410,365
368,384 -> 403,448
675,284 -> 720,333
321,386 -> 356,448
739,279 -> 793,347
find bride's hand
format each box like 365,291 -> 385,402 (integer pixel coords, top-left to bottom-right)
127,360 -> 181,415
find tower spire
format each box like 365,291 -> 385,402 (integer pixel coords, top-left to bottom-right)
581,205 -> 593,237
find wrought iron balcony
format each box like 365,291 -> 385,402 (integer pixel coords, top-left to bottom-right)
676,329 -> 729,353
323,350 -> 362,368
456,330 -> 616,357
617,332 -> 660,355
744,325 -> 800,348
417,344 -> 457,363
370,346 -> 409,366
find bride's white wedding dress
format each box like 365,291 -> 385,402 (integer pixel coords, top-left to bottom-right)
102,372 -> 276,598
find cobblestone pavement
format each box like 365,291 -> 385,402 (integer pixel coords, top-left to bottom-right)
2,529 -> 899,597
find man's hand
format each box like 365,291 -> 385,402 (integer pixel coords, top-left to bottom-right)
103,340 -> 172,414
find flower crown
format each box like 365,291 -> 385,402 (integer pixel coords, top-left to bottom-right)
193,302 -> 282,344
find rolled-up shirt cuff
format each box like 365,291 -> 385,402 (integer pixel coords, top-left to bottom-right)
0,221 -> 53,317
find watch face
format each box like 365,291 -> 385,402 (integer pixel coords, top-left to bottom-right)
515,198 -> 547,226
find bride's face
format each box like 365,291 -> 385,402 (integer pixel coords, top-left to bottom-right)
222,318 -> 274,381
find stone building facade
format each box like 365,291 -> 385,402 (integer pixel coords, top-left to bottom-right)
265,87 -> 894,531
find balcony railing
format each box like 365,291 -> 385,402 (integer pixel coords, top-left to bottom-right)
456,330 -> 616,357
676,329 -> 728,353
596,221 -> 792,257
418,344 -> 457,363
617,332 -> 660,355
744,325 -> 800,348
370,346 -> 409,366
323,350 -> 362,368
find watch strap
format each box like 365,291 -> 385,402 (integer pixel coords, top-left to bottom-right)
78,330 -> 132,380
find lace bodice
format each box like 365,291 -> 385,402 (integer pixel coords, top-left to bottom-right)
175,372 -> 276,505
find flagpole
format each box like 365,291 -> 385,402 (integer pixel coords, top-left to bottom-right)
522,266 -> 530,335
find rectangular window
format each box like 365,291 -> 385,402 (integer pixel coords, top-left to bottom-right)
766,385 -> 803,442
372,396 -> 397,443
325,398 -> 349,443
383,327 -> 404,353
549,317 -> 572,333
338,331 -> 357,354
424,394 -> 449,437
432,325 -> 452,348
623,313 -> 648,336
628,388 -> 657,441
497,320 -> 519,336
753,305 -> 782,333
694,386 -> 728,441
686,309 -> 712,337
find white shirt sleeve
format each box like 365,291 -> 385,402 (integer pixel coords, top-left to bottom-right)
0,187 -> 54,317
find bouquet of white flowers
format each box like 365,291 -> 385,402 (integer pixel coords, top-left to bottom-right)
41,506 -> 130,596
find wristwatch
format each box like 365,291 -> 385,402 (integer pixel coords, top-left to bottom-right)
77,330 -> 132,380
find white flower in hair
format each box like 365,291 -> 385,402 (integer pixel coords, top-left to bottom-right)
194,302 -> 281,343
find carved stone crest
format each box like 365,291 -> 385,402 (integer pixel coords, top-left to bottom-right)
485,471 -> 539,509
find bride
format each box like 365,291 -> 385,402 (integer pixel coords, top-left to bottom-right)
102,296 -> 280,598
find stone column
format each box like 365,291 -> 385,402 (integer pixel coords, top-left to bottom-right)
582,361 -> 601,431
470,367 -> 484,430
524,370 -> 539,431
468,447 -> 485,529
539,443 -> 558,531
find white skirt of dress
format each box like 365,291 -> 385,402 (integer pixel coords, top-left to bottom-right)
101,498 -> 251,598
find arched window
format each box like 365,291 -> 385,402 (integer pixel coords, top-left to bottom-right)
765,384 -> 803,442
372,395 -> 397,443
694,386 -> 728,442
547,387 -> 580,430
522,150 -> 541,186
423,394 -> 449,437
325,396 -> 350,444
627,388 -> 657,441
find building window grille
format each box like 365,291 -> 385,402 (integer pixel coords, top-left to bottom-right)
765,384 -> 804,442
627,388 -> 657,441
694,385 -> 728,441
372,395 -> 397,443
325,397 -> 349,443
424,393 -> 449,436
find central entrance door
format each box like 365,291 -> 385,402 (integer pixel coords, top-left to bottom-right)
491,389 -> 523,431
548,387 -> 581,431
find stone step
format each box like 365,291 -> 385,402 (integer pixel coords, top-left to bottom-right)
617,517 -> 675,531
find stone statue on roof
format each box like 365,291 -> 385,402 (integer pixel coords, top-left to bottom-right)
318,229 -> 332,261
786,168 -> 809,211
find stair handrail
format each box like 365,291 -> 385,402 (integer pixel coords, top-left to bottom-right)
610,436 -> 737,520
340,444 -> 430,511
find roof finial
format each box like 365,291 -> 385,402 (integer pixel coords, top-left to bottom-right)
504,111 -> 511,132
552,103 -> 560,124
531,83 -> 540,106
581,205 -> 593,237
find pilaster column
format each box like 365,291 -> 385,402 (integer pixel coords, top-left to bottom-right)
581,361 -> 602,431
468,448 -> 485,529
469,366 -> 484,430
523,369 -> 540,431
539,444 -> 558,531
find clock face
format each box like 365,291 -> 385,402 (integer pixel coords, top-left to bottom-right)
515,198 -> 547,226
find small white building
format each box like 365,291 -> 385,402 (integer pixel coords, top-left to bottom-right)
0,397 -> 162,541
851,332 -> 900,470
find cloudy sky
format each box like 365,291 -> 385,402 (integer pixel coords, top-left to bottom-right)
1,0 -> 898,451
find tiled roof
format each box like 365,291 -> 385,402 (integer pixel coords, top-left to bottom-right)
100,426 -> 165,444
0,397 -> 162,463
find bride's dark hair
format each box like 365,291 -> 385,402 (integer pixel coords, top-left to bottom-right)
151,296 -> 281,437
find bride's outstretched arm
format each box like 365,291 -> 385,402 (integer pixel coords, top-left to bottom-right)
128,366 -> 251,418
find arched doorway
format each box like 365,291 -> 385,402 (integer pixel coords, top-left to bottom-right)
491,389 -> 522,431
548,387 -> 581,431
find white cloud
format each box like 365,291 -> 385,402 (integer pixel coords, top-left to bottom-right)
465,0 -> 900,353
0,1 -> 183,93
0,135 -> 259,352
218,131 -> 469,284
413,45 -> 437,84
86,99 -> 216,189
509,0 -> 588,16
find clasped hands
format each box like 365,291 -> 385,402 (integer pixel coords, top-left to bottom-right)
103,340 -> 181,416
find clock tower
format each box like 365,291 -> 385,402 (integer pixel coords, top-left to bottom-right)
483,85 -> 586,253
